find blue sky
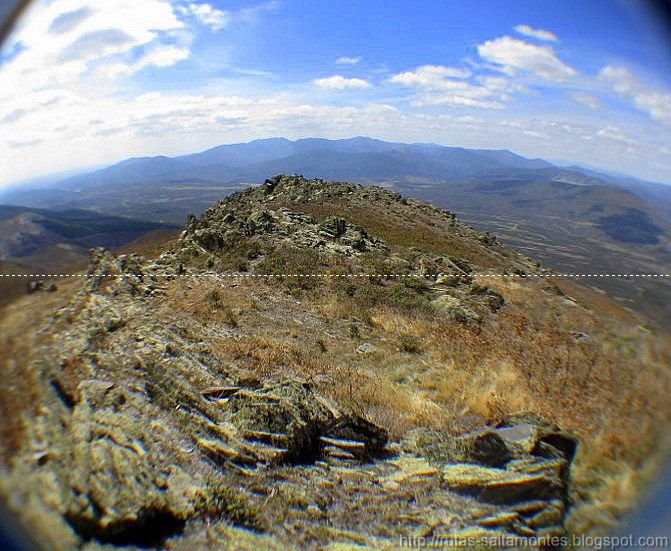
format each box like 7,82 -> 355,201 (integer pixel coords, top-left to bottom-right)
1,0 -> 670,186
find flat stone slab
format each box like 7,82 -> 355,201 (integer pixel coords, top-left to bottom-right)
442,463 -> 562,505
387,457 -> 439,483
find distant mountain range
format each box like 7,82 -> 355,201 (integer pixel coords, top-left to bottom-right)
2,136 -> 669,223
2,137 -> 555,199
1,136 -> 670,325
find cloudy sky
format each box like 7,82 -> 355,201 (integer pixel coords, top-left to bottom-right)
1,0 -> 671,186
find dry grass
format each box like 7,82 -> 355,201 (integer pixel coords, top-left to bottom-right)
214,335 -> 331,379
235,268 -> 671,533
2,213 -> 667,537
114,228 -> 181,257
278,202 -> 507,269
0,277 -> 80,466
347,276 -> 671,534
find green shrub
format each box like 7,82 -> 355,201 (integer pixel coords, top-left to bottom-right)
197,484 -> 264,531
206,289 -> 221,307
386,282 -> 430,310
398,334 -> 422,354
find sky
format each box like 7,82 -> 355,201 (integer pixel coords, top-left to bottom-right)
1,0 -> 671,187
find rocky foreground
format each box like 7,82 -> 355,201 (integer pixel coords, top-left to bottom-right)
2,175 -> 669,550
3,260 -> 578,548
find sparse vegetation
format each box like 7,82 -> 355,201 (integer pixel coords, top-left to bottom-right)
206,289 -> 221,307
398,334 -> 422,354
197,484 -> 264,531
1,175 -> 669,549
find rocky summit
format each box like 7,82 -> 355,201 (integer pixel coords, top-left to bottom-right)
0,175 -> 669,550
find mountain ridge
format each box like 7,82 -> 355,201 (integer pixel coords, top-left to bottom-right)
1,137 -> 670,326
0,137 -> 560,194
1,174 -> 669,550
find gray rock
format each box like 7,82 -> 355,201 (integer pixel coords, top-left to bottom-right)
403,428 -> 511,467
223,378 -> 388,462
356,342 -> 375,354
323,414 -> 388,455
432,295 -> 482,323
442,462 -> 562,505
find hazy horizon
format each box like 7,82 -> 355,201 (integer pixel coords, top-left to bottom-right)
4,134 -> 671,191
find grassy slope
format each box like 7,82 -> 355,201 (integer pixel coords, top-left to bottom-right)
1,183 -> 670,539
175,183 -> 671,534
396,178 -> 671,328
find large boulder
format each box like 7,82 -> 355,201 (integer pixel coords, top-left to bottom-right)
493,413 -> 578,463
224,379 -> 333,462
323,414 -> 388,455
431,295 -> 482,323
222,378 -> 389,463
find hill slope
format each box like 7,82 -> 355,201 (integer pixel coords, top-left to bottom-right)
2,137 -> 669,326
1,175 -> 669,550
0,205 -> 177,271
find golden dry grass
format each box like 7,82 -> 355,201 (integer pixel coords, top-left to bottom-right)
169,269 -> 671,534
1,217 -> 668,537
181,265 -> 666,535
278,201 -> 507,269
0,276 -> 80,465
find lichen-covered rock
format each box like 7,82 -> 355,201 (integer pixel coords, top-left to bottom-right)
323,414 -> 388,455
494,413 -> 578,463
57,380 -> 203,547
222,378 -> 388,463
182,203 -> 387,258
403,428 -> 511,467
85,247 -> 158,296
224,379 -> 334,462
431,295 -> 482,323
400,414 -> 577,540
469,284 -> 505,312
441,462 -> 563,505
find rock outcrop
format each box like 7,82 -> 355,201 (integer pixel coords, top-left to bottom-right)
400,417 -> 577,541
0,175 -> 580,550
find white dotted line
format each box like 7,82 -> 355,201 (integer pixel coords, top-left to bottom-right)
1,273 -> 670,279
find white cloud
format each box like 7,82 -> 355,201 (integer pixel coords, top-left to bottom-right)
390,65 -> 471,86
567,91 -> 601,110
0,0 -> 184,94
390,65 -> 526,109
414,94 -> 505,110
336,56 -> 362,64
236,1 -> 281,24
599,65 -> 637,94
180,2 -> 229,31
633,92 -> 671,125
599,65 -> 671,126
477,75 -> 530,95
97,46 -> 190,78
313,75 -> 372,89
514,24 -> 558,42
596,125 -> 635,145
523,129 -> 549,139
477,36 -> 576,82
0,0 -> 189,174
